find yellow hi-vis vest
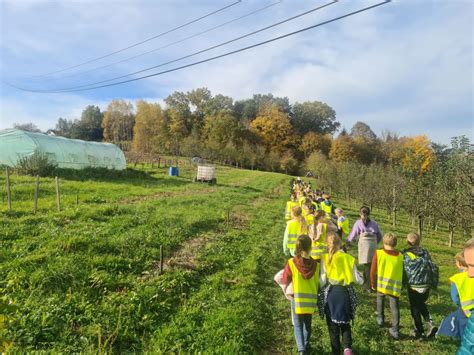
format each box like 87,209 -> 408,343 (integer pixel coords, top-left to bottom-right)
286,220 -> 308,252
322,250 -> 355,286
305,214 -> 314,226
288,258 -> 319,314
311,224 -> 327,260
285,201 -> 299,220
376,249 -> 404,297
337,217 -> 350,236
321,201 -> 333,216
449,271 -> 474,318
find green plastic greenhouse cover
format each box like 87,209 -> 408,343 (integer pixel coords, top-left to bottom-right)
0,129 -> 127,170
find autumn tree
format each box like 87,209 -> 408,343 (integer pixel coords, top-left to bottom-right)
329,131 -> 356,162
102,100 -> 135,145
300,132 -> 332,157
132,100 -> 164,154
250,105 -> 295,153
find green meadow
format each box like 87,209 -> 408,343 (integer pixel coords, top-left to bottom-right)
0,165 -> 465,353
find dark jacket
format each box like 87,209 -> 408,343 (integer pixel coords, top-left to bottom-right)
402,246 -> 439,288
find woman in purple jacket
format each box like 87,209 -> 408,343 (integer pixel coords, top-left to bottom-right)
347,206 -> 382,291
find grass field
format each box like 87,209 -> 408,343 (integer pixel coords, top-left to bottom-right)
0,164 -> 467,353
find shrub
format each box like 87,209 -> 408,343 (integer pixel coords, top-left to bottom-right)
16,151 -> 57,177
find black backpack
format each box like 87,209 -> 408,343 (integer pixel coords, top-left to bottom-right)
403,248 -> 439,289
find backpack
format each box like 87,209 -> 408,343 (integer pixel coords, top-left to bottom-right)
403,248 -> 439,289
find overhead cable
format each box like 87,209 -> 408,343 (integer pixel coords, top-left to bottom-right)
9,0 -> 391,93
47,1 -> 283,82
28,0 -> 242,78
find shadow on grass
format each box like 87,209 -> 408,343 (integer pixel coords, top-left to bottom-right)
57,167 -> 191,187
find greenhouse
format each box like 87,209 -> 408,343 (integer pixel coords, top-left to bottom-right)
0,129 -> 126,170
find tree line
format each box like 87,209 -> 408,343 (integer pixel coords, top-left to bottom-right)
13,87 -> 472,244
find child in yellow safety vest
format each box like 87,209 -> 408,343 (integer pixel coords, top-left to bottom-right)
285,193 -> 300,220
310,210 -> 338,260
282,234 -> 320,354
283,206 -> 308,257
438,246 -> 474,339
370,233 -> 403,340
319,233 -> 363,355
335,208 -> 350,239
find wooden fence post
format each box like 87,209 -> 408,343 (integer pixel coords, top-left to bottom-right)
6,167 -> 12,211
34,175 -> 39,214
159,245 -> 164,275
55,176 -> 61,211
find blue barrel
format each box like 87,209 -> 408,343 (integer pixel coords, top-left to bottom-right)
168,166 -> 179,176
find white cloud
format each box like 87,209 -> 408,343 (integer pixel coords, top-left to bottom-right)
0,0 -> 472,144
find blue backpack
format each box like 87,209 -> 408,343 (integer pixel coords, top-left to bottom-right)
403,248 -> 439,289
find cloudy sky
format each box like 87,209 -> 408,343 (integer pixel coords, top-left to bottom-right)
0,0 -> 472,144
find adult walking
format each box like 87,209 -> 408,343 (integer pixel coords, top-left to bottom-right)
347,206 -> 382,291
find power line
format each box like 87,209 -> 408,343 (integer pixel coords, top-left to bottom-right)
9,0 -> 391,93
22,0 -> 339,92
28,0 -> 242,78
47,0 -> 283,82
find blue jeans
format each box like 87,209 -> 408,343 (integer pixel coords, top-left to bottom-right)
291,299 -> 313,352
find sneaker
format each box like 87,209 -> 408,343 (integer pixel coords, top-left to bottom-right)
410,328 -> 423,339
389,328 -> 400,340
377,316 -> 384,327
344,348 -> 353,355
425,321 -> 438,338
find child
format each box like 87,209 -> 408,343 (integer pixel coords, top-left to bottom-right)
282,235 -> 320,355
438,249 -> 473,338
335,208 -> 350,239
285,193 -> 300,220
402,232 -> 438,338
283,206 -> 308,257
310,210 -> 337,260
320,194 -> 335,218
457,238 -> 474,355
319,233 -> 363,355
370,233 -> 403,339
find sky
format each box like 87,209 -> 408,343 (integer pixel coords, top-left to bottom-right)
0,0 -> 472,145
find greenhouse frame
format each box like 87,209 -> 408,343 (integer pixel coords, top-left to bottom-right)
0,129 -> 127,170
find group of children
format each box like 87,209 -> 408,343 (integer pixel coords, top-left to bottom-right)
276,178 -> 474,355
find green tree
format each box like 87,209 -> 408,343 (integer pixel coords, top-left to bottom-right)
350,121 -> 377,141
292,101 -> 339,135
13,122 -> 41,132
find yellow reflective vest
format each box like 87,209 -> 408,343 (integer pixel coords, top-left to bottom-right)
321,200 -> 333,216
305,214 -> 314,226
450,271 -> 474,318
322,250 -> 355,286
286,220 -> 308,253
311,223 -> 327,260
376,249 -> 404,297
285,201 -> 299,220
288,258 -> 319,314
337,217 -> 350,236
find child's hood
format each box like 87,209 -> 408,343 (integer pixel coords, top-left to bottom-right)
293,256 -> 318,279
